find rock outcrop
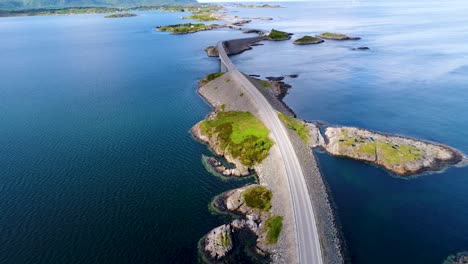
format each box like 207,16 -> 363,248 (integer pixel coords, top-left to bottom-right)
204,46 -> 219,57
211,185 -> 272,253
203,224 -> 233,260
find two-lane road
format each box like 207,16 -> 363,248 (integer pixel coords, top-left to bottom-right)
217,41 -> 323,264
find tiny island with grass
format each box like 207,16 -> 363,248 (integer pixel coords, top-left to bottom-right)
293,35 -> 324,45
317,32 -> 361,40
267,29 -> 292,41
156,23 -> 222,34
104,13 -> 137,18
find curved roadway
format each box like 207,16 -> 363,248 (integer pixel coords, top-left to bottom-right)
217,41 -> 323,264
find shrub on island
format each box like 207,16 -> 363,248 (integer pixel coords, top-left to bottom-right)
317,32 -> 360,40
267,29 -> 291,41
293,35 -> 324,45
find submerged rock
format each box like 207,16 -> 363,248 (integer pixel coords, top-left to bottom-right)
443,251 -> 468,264
352,46 -> 370,51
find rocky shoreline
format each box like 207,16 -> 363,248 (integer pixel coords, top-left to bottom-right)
200,185 -> 285,263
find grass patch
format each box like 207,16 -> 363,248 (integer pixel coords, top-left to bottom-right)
240,92 -> 244,97
199,72 -> 225,86
185,13 -> 217,21
319,32 -> 347,38
294,35 -> 322,44
376,142 -> 422,165
243,185 -> 272,210
225,78 -> 231,83
278,113 -> 309,143
265,215 -> 283,244
259,80 -> 270,88
220,104 -> 226,111
200,111 -> 274,166
317,32 -> 357,40
268,29 -> 290,40
338,129 -> 423,165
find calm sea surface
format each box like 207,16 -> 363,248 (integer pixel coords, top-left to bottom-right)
1,1 -> 467,263
231,1 -> 468,264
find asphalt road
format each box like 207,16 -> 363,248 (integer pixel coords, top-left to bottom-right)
217,41 -> 324,264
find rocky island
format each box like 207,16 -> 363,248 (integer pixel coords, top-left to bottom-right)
293,36 -> 324,45
156,23 -> 224,34
266,29 -> 292,41
104,13 -> 136,18
279,115 -> 466,176
317,32 -> 361,40
322,126 -> 465,176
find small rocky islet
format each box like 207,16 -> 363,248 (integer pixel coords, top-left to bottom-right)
293,35 -> 324,45
317,32 -> 361,40
302,123 -> 466,176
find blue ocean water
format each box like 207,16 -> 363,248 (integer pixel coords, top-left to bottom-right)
0,12 -> 252,263
230,1 -> 468,263
1,1 -> 468,263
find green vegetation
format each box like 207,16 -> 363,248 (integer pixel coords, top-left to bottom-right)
225,78 -> 231,83
184,13 -> 216,21
267,29 -> 291,40
200,111 -> 274,166
243,185 -> 272,210
220,232 -> 231,248
264,215 -> 283,244
239,92 -> 244,97
104,13 -> 136,18
338,129 -> 423,165
376,142 -> 422,165
0,1 -> 198,11
157,23 -> 219,34
0,4 -> 224,17
278,113 -> 309,143
317,32 -> 359,40
199,72 -> 224,86
320,32 -> 347,38
294,35 -> 323,44
220,104 -> 225,111
259,80 -> 270,88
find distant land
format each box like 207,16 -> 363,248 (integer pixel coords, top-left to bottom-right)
0,0 -> 195,10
